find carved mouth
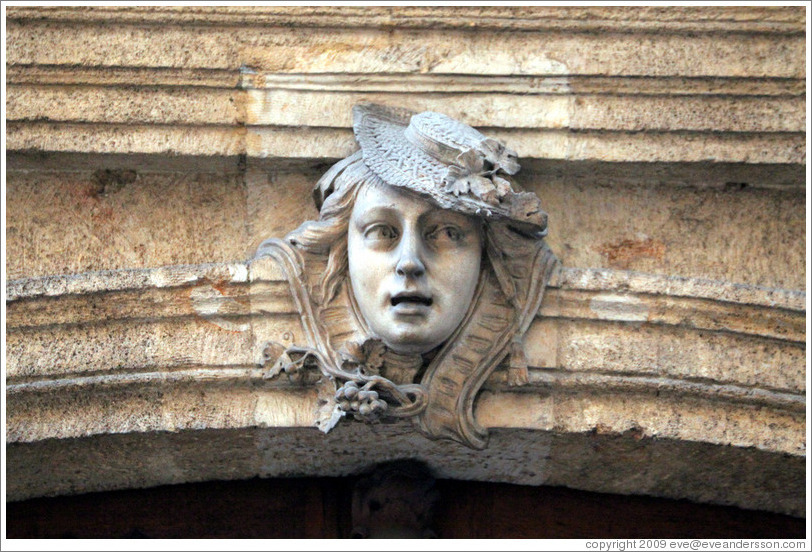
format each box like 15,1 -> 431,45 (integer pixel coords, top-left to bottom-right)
391,294 -> 433,307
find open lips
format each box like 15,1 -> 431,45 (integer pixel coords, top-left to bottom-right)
391,293 -> 433,307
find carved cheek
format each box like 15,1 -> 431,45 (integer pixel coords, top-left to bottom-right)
436,247 -> 480,289
372,251 -> 398,304
349,236 -> 392,313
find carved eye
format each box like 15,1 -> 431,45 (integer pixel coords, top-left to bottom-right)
426,225 -> 463,244
365,224 -> 399,242
443,227 -> 463,241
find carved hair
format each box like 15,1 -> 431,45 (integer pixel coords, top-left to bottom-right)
286,152 -> 539,308
286,152 -> 382,305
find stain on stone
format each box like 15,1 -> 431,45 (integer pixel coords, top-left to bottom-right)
90,205 -> 116,225
91,169 -> 138,197
597,237 -> 665,269
189,282 -> 250,333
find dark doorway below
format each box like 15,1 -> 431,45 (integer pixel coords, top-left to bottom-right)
6,477 -> 805,539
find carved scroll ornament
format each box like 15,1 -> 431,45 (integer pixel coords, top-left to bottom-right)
256,104 -> 557,449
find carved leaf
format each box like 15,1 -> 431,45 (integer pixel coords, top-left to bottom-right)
456,148 -> 485,173
339,340 -> 365,364
315,376 -> 344,434
492,175 -> 513,199
467,175 -> 499,204
261,341 -> 291,380
481,138 -> 520,175
362,339 -> 387,372
443,166 -> 471,196
443,147 -> 518,206
267,351 -> 295,380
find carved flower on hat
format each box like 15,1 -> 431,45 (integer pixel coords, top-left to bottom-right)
443,140 -> 518,205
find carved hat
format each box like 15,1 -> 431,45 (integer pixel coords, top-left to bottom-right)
348,103 -> 548,237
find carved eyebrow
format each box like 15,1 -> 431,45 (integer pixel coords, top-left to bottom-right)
420,208 -> 477,229
353,206 -> 399,228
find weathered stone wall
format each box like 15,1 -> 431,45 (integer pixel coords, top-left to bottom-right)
5,6 -> 806,516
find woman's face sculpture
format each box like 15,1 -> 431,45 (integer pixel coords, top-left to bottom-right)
348,183 -> 483,355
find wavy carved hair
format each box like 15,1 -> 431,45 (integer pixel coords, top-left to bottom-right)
286,151 -> 538,308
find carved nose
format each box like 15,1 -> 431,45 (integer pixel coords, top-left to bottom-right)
396,255 -> 425,278
395,239 -> 426,278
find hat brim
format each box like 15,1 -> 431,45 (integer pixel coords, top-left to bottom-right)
352,103 -> 547,236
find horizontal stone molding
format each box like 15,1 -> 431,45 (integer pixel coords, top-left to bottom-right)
6,425 -> 805,516
8,19 -> 804,77
6,77 -> 804,164
549,268 -> 806,311
241,74 -> 806,97
6,261 -> 253,302
7,85 -> 243,126
7,262 -> 804,316
6,154 -> 805,191
6,6 -> 805,34
6,122 -> 246,158
8,69 -> 805,98
6,65 -> 240,88
252,127 -> 806,165
7,260 -> 805,462
7,6 -> 805,165
10,123 -> 803,165
8,84 -> 804,132
242,91 -> 804,133
6,371 -> 805,453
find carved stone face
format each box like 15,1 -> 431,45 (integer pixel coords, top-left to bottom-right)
348,183 -> 483,355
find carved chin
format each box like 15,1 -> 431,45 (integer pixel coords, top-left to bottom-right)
378,330 -> 445,355
370,316 -> 455,355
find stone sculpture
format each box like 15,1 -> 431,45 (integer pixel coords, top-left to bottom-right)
256,104 -> 557,448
